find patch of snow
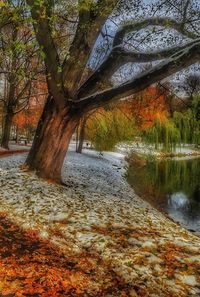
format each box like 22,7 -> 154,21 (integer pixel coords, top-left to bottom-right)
177,275 -> 197,286
142,241 -> 157,250
116,142 -> 200,159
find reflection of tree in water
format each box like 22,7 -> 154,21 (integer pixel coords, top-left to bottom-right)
127,157 -> 200,232
167,192 -> 200,225
150,158 -> 200,228
193,186 -> 200,203
146,158 -> 200,201
167,192 -> 189,210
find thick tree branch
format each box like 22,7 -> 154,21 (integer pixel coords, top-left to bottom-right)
74,40 -> 200,112
0,4 -> 15,30
15,80 -> 31,103
62,0 -> 117,96
14,100 -> 30,114
27,0 -> 66,107
77,39 -> 199,98
77,16 -> 199,98
113,17 -> 198,47
180,0 -> 191,31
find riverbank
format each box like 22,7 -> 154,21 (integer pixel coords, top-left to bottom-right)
126,153 -> 200,235
117,142 -> 200,159
0,147 -> 200,296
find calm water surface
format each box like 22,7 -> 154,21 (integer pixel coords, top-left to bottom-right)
126,156 -> 200,234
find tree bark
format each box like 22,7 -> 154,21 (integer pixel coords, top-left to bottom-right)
76,117 -> 87,154
1,111 -> 14,150
25,96 -> 80,183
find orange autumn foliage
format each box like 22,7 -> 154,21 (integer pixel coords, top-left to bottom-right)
13,80 -> 47,131
118,86 -> 168,130
0,212 -> 132,296
13,101 -> 43,131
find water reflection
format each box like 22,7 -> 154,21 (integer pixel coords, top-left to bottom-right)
167,191 -> 200,231
126,157 -> 200,234
168,192 -> 189,209
193,186 -> 200,203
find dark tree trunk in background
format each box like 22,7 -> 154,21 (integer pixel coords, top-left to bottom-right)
25,96 -> 80,183
76,117 -> 87,154
1,111 -> 14,150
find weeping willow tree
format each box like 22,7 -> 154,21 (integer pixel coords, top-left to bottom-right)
143,95 -> 200,151
173,95 -> 200,147
173,111 -> 200,146
192,95 -> 200,121
85,109 -> 136,152
142,118 -> 181,151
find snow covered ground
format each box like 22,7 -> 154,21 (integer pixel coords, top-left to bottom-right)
0,143 -> 30,152
0,146 -> 200,296
117,142 -> 200,158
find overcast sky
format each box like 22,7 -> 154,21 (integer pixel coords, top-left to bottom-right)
88,0 -> 200,88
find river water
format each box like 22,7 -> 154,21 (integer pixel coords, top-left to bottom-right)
126,156 -> 200,235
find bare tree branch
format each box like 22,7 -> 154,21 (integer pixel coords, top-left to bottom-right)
27,0 -> 66,108
78,38 -> 200,98
113,17 -> 198,47
74,40 -> 200,112
62,0 -> 117,96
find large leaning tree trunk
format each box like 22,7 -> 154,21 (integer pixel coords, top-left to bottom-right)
25,0 -> 200,183
26,96 -> 81,182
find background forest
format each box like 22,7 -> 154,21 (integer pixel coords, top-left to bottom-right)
1,76 -> 200,152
